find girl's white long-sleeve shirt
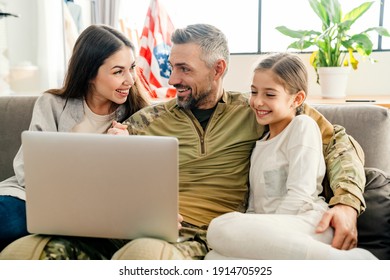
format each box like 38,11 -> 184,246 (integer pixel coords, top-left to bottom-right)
247,114 -> 328,215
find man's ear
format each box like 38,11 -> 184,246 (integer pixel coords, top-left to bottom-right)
294,90 -> 306,107
214,59 -> 227,79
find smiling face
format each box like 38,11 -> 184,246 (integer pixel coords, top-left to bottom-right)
168,43 -> 222,110
88,46 -> 136,114
250,69 -> 304,138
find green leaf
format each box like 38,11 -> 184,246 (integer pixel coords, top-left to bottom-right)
309,0 -> 329,27
342,34 -> 373,57
350,34 -> 373,56
343,2 -> 373,28
339,20 -> 354,32
288,40 -> 314,50
341,40 -> 353,50
275,26 -> 320,39
322,0 -> 342,24
364,27 -> 390,37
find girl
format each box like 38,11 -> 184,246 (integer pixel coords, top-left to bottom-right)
0,24 -> 150,251
205,53 -> 376,260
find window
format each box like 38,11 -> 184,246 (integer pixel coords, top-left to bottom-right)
118,0 -> 389,54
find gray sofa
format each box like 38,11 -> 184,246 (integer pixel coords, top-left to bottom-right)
0,95 -> 389,259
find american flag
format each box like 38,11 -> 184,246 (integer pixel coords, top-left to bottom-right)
138,0 -> 176,99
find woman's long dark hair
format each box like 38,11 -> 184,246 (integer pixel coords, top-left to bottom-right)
46,24 -> 150,121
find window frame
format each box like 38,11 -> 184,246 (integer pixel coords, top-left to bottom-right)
232,0 -> 390,55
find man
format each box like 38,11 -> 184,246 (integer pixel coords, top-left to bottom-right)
0,23 -> 365,260
110,23 -> 366,259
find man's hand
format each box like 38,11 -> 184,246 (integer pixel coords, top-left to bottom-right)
316,204 -> 358,250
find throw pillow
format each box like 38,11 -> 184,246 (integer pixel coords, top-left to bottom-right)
357,167 -> 390,260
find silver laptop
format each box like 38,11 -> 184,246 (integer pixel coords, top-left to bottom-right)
22,131 -> 179,242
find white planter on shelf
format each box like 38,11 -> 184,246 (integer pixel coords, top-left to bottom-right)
318,66 -> 351,99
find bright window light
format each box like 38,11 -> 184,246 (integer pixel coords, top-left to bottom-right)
118,0 -> 389,54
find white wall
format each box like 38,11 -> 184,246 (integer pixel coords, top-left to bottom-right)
4,0 -> 37,66
0,0 -> 65,95
225,52 -> 390,96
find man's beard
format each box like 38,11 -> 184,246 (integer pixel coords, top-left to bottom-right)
176,87 -> 212,110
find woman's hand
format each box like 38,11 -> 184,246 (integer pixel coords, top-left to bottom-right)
107,120 -> 129,135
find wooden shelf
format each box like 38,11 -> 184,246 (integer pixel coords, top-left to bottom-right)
307,95 -> 390,108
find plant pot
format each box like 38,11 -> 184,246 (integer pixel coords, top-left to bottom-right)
318,67 -> 351,99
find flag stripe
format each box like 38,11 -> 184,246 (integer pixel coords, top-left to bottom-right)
137,0 -> 175,99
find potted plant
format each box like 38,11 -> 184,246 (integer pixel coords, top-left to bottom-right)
276,0 -> 390,98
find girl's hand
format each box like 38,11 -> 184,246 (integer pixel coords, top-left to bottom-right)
107,121 -> 129,135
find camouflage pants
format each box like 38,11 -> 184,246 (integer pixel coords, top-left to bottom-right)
39,237 -> 127,260
39,224 -> 209,260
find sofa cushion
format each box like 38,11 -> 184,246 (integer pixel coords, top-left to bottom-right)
357,167 -> 390,259
313,104 -> 390,174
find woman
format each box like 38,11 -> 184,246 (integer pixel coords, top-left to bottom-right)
0,24 -> 150,251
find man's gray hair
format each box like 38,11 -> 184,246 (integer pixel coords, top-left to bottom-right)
171,24 -> 230,71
